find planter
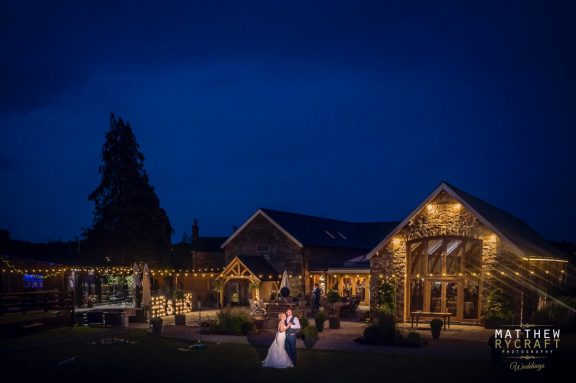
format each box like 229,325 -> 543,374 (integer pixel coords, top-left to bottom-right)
314,312 -> 326,332
150,318 -> 163,333
175,314 -> 186,326
329,317 -> 340,329
304,337 -> 316,349
430,319 -> 443,339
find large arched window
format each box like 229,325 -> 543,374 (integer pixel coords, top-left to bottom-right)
408,237 -> 482,321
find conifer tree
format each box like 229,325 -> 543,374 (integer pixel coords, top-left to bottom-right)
85,113 -> 173,265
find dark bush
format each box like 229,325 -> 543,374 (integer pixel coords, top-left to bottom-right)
327,290 -> 340,304
241,321 -> 255,335
213,309 -> 253,334
406,331 -> 421,343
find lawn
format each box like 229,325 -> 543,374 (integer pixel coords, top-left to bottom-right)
0,310 -> 62,325
0,328 -> 570,383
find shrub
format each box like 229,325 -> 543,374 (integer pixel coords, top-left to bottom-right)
406,331 -> 421,343
301,316 -> 309,329
302,325 -> 319,349
376,279 -> 396,315
173,289 -> 185,300
150,316 -> 163,333
327,290 -> 340,304
483,288 -> 513,322
302,325 -> 319,340
529,296 -> 576,331
363,308 -> 397,343
363,325 -> 384,342
215,308 -> 253,334
240,321 -> 255,335
314,311 -> 326,323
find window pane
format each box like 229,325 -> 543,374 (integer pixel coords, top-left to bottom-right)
463,278 -> 479,319
410,279 -> 424,311
430,281 -> 442,312
428,240 -> 443,275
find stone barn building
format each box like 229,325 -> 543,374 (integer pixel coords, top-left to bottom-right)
367,182 -> 568,324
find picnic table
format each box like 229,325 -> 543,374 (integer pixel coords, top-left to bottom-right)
410,311 -> 453,329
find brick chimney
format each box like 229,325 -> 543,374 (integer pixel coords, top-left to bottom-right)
192,219 -> 199,241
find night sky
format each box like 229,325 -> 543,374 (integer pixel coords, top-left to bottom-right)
1,1 -> 575,244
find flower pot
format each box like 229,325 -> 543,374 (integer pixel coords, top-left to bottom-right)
150,318 -> 163,333
329,317 -> 340,329
429,318 -> 443,339
304,337 -> 316,349
315,321 -> 324,332
175,314 -> 186,326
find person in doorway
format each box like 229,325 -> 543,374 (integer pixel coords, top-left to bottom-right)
311,283 -> 322,313
231,290 -> 240,306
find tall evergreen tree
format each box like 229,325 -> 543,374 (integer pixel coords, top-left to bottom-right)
85,113 -> 173,265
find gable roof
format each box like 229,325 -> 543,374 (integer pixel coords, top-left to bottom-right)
237,255 -> 279,279
366,182 -> 567,260
445,183 -> 567,260
217,255 -> 280,282
221,208 -> 398,251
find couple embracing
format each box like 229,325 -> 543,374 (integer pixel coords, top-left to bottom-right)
262,308 -> 300,368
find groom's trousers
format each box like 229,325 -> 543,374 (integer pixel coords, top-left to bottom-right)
285,334 -> 297,365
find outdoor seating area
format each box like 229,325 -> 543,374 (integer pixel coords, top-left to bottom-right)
339,297 -> 361,318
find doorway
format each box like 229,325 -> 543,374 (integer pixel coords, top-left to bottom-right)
425,279 -> 461,319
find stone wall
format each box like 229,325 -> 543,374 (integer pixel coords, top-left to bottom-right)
224,214 -> 305,293
370,191 -> 503,321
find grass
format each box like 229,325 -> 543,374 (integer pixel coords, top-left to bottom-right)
0,328 -> 571,383
0,310 -> 63,325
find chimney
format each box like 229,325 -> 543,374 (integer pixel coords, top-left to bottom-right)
192,219 -> 199,241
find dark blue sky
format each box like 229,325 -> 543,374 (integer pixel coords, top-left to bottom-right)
1,0 -> 575,244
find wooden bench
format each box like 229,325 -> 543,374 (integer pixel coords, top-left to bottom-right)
410,311 -> 453,329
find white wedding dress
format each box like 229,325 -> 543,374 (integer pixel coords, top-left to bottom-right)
262,330 -> 294,368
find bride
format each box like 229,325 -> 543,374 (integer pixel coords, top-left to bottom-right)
262,313 -> 294,368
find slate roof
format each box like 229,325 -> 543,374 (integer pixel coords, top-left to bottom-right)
190,237 -> 227,252
237,255 -> 279,279
171,237 -> 226,269
445,182 -> 567,260
260,208 -> 398,250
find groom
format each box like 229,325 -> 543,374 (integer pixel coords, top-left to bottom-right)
284,308 -> 300,366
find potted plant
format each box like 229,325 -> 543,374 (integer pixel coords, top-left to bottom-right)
483,288 -> 513,329
329,315 -> 340,329
326,290 -> 340,304
430,318 -> 443,339
300,316 -> 309,339
173,289 -> 186,325
150,316 -> 163,333
314,311 -> 326,332
302,326 -> 319,349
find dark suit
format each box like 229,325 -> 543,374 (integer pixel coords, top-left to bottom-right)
312,287 -> 321,313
